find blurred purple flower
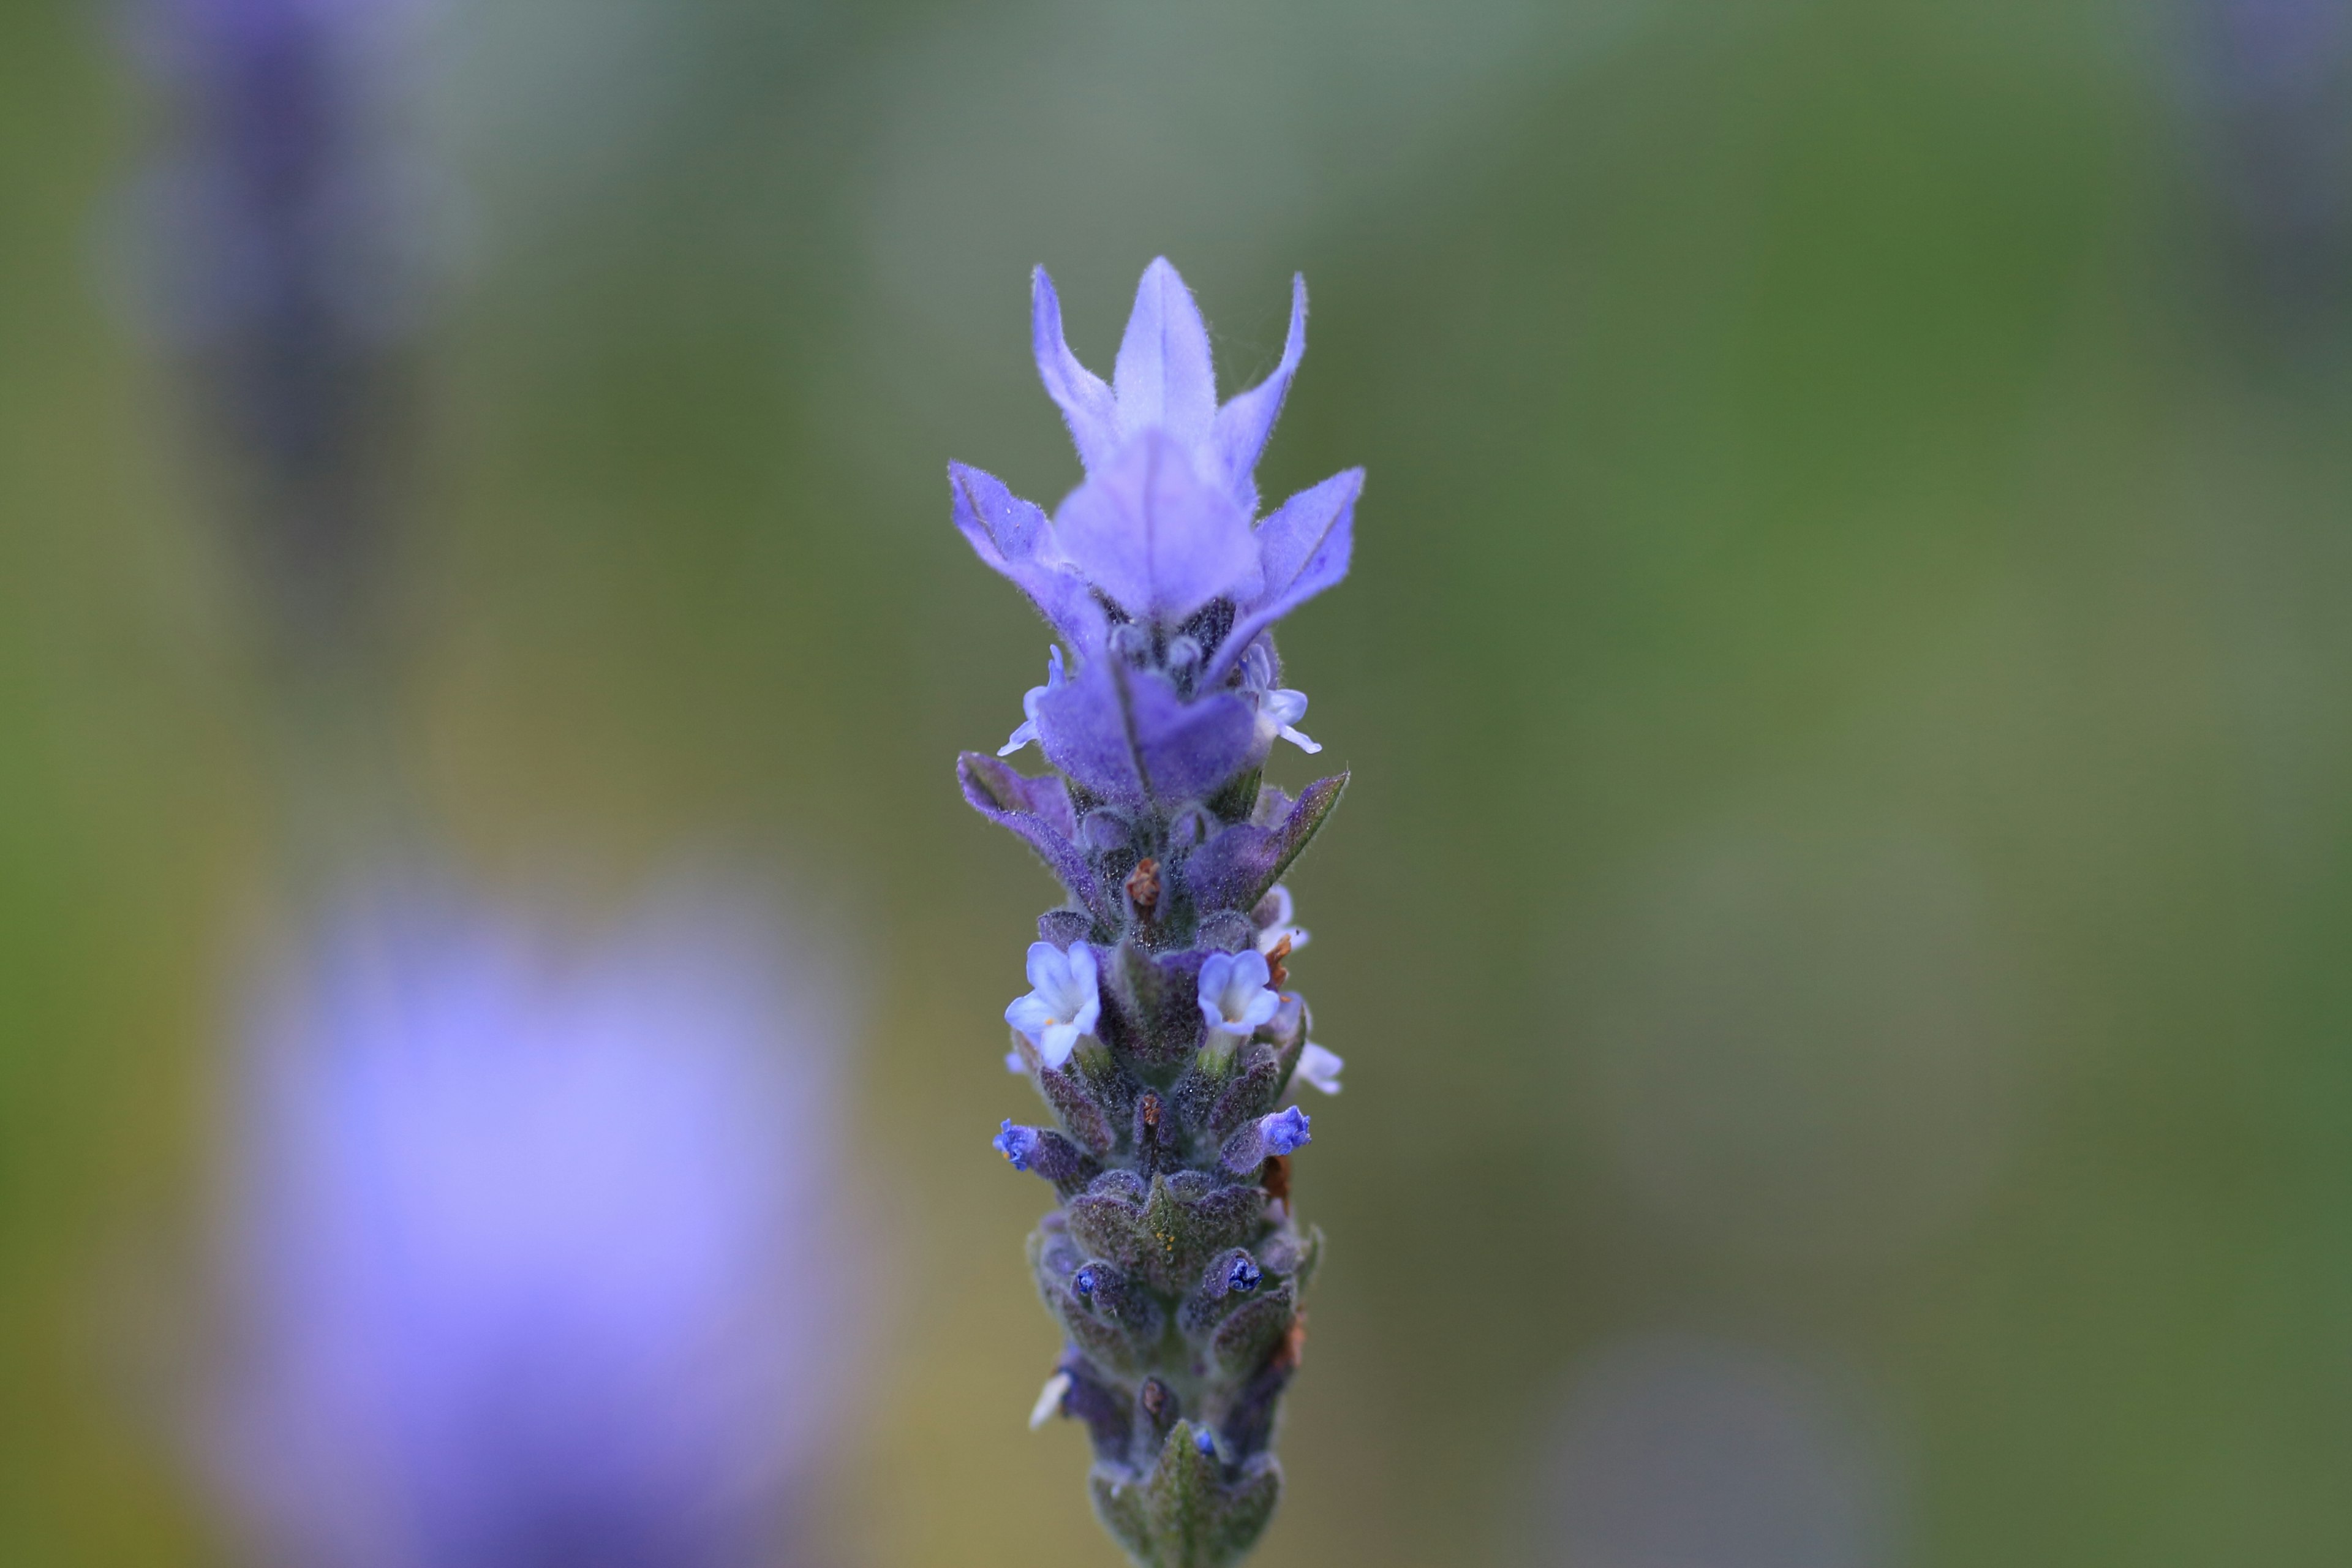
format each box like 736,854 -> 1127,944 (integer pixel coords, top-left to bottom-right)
213,883 -> 859,1568
123,0 -> 444,633
2189,0 -> 2352,342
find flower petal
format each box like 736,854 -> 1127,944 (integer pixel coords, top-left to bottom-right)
1113,257 -> 1217,452
957,752 -> 1115,924
1024,940 -> 1065,996
1031,268 -> 1119,473
1204,467 -> 1360,684
1050,432 -> 1260,625
951,462 -> 1104,650
1033,657 -> 1263,810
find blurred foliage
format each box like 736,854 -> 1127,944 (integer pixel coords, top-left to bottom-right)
4,0 -> 2351,1563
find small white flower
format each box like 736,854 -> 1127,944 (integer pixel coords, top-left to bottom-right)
1197,950 -> 1281,1038
1240,643 -> 1322,753
1293,1042 -> 1344,1096
1003,941 -> 1099,1068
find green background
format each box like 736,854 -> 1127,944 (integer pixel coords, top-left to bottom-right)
4,0 -> 2349,1562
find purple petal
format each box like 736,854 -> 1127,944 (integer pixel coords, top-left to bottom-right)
1050,432 -> 1260,624
1031,268 -> 1120,473
1261,1106 -> 1311,1156
993,1120 -> 1042,1172
1208,273 -> 1306,516
1005,995 -> 1056,1036
957,752 -> 1114,923
1179,773 -> 1348,915
1204,468 -> 1360,685
950,462 -> 1104,650
1034,657 -> 1264,810
1112,257 -> 1216,451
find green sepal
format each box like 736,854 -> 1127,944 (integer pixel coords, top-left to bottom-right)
1208,1283 -> 1295,1377
1090,1423 -> 1282,1568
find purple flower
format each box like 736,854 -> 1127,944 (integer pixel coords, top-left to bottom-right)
1259,1106 -> 1313,1156
213,883 -> 858,1568
1197,949 -> 1281,1038
951,258 -> 1361,1566
994,1120 -> 1044,1172
1005,940 -> 1101,1068
1219,1106 -> 1313,1174
951,260 -> 1362,690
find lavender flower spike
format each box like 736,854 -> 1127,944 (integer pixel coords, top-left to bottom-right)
952,261 -> 1362,1568
213,884 -> 861,1568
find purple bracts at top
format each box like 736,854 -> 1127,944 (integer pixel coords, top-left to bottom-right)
956,261 -> 1361,1568
952,260 -> 1362,816
213,883 -> 858,1568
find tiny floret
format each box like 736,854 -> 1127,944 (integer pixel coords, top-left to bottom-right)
1226,1256 -> 1263,1294
1194,1428 -> 1219,1458
1254,884 -> 1313,957
1260,687 -> 1322,754
1294,1042 -> 1344,1096
1198,949 -> 1281,1038
1005,941 -> 1100,1068
1260,1106 -> 1313,1156
994,1120 -> 1042,1172
1073,1265 -> 1100,1300
998,646 -> 1065,756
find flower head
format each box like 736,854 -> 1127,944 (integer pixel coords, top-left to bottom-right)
215,883 -> 858,1568
1005,940 -> 1100,1068
951,260 -> 1362,692
1197,949 -> 1281,1038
